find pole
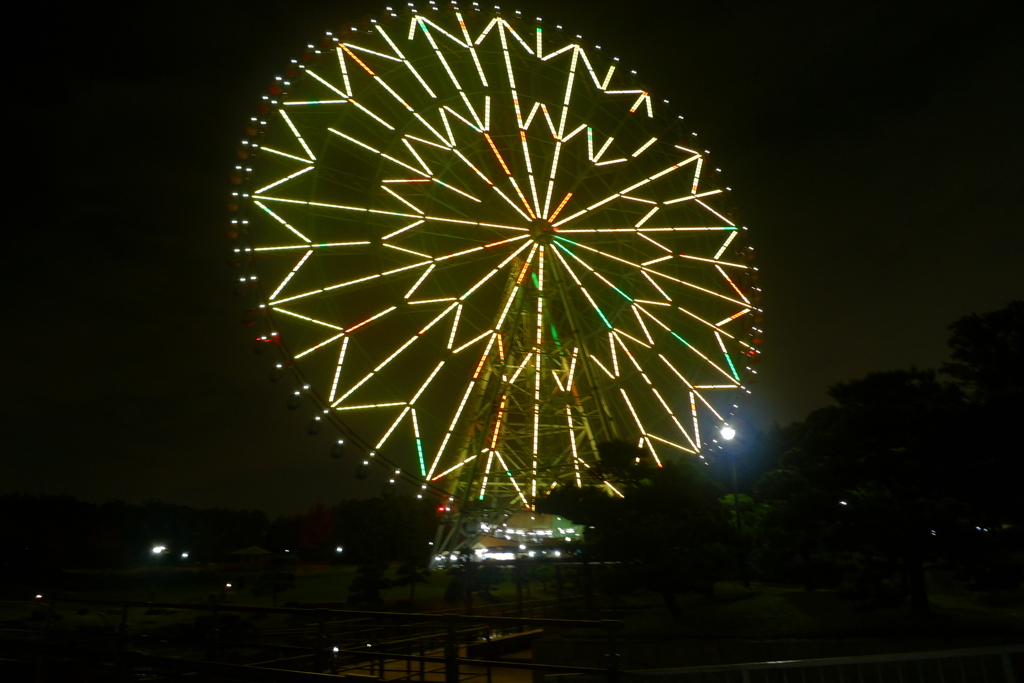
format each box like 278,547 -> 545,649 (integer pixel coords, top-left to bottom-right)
730,452 -> 750,588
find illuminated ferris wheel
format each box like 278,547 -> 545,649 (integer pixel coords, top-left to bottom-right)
230,3 -> 760,526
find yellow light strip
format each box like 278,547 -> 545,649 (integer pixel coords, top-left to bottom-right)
716,309 -> 751,326
334,47 -> 352,95
540,43 -> 574,61
640,270 -> 672,301
647,433 -> 695,453
402,138 -> 433,175
344,42 -> 402,62
328,128 -> 428,177
431,454 -> 477,480
268,249 -> 313,300
691,157 -> 703,194
278,110 -> 316,161
408,297 -> 457,305
714,231 -> 739,260
382,219 -> 426,241
494,450 -> 530,509
456,12 -> 488,87
501,20 -> 535,55
411,360 -> 446,404
677,253 -> 748,269
689,392 -> 701,444
642,267 -> 749,307
452,328 -> 494,354
345,306 -> 397,333
631,137 -> 658,157
294,331 -> 346,359
381,185 -> 425,215
631,305 -> 654,344
384,243 -> 432,258
254,241 -> 368,252
291,70 -> 346,97
333,304 -> 457,405
446,304 -> 463,350
403,263 -> 434,299
253,165 -> 314,195
696,199 -> 736,226
716,265 -> 751,304
566,406 -> 582,487
588,354 -> 615,379
335,402 -> 406,411
253,201 -> 311,243
664,189 -> 722,205
282,99 -> 348,106
328,336 -> 350,402
260,146 -> 314,164
274,307 -> 343,330
548,192 -> 572,222
375,406 -> 412,449
677,305 -> 735,338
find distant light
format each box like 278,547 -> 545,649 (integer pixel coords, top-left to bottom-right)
333,646 -> 339,652
336,546 -> 344,553
519,544 -> 526,550
226,583 -> 232,588
35,594 -> 42,599
839,501 -> 848,506
554,551 -> 561,557
152,545 -> 166,554
720,426 -> 736,441
181,552 -> 189,558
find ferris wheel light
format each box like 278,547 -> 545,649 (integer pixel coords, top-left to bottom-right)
240,6 -> 757,520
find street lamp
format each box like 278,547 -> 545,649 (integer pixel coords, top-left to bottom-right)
720,425 -> 749,588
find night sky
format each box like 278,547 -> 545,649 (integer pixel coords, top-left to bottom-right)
6,0 -> 1022,516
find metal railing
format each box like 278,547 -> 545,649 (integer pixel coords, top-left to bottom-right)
620,644 -> 1022,683
0,596 -> 621,682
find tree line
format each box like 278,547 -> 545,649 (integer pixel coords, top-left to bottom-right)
0,493 -> 437,580
539,301 -> 1023,616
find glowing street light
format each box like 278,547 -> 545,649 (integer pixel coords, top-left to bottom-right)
720,424 -> 748,587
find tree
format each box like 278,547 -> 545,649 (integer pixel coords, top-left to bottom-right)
394,559 -> 430,605
347,563 -> 393,606
539,444 -> 731,618
942,300 -> 1023,407
941,301 -> 1024,531
759,369 -> 973,615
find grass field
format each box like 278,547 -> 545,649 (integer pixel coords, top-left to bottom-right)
2,564 -> 1021,642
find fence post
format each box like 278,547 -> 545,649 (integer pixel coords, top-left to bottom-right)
314,612 -> 326,672
516,557 -> 524,626
116,603 -> 130,682
1002,649 -> 1017,683
605,625 -> 620,683
445,621 -> 460,683
207,605 -> 220,660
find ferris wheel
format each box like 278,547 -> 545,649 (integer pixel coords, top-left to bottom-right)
229,2 -> 761,534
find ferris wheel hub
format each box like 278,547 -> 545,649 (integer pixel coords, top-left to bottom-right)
529,221 -> 557,243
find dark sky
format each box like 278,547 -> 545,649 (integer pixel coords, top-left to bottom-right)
5,0 -> 1022,516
